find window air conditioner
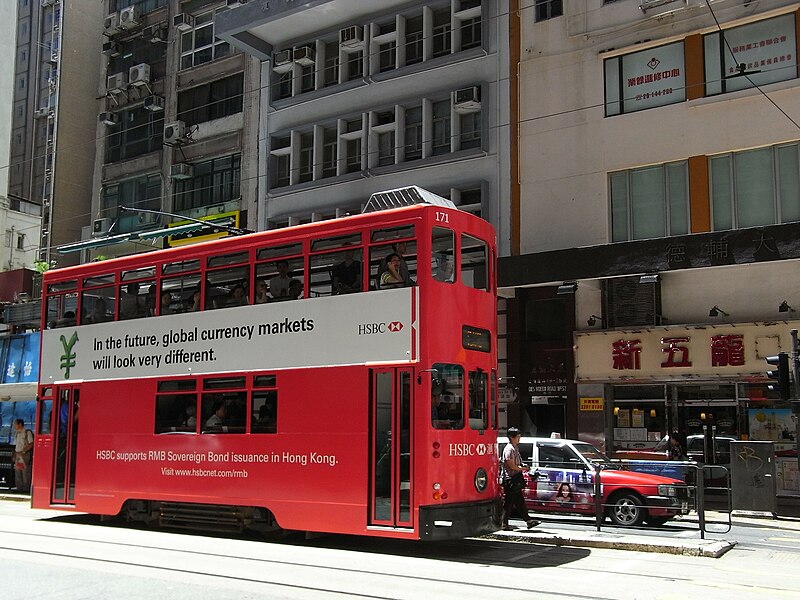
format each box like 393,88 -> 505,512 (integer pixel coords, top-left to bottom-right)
102,41 -> 119,56
99,112 -> 118,126
92,218 -> 114,237
128,63 -> 151,86
170,163 -> 194,180
453,86 -> 481,112
226,0 -> 248,7
273,49 -> 292,72
103,13 -> 120,36
119,5 -> 141,30
164,120 -> 186,144
145,25 -> 166,44
106,72 -> 127,93
34,108 -> 51,119
143,95 -> 165,112
639,0 -> 681,10
173,13 -> 194,32
294,46 -> 315,66
339,25 -> 363,48
41,0 -> 55,7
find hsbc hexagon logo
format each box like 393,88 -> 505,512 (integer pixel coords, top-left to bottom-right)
358,321 -> 405,335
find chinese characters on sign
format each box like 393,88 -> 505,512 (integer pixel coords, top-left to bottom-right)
612,335 -> 745,370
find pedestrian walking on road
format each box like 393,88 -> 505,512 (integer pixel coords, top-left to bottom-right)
13,419 -> 34,493
501,427 -> 539,530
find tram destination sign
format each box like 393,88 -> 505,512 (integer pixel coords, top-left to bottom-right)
40,288 -> 419,382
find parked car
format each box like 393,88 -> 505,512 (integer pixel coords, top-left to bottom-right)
499,437 -> 691,527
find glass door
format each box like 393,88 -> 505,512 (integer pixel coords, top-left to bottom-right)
369,368 -> 413,528
52,386 -> 80,503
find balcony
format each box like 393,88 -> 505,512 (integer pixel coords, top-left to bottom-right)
214,0 -> 407,60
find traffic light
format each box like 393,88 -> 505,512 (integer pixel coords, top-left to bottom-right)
766,352 -> 791,401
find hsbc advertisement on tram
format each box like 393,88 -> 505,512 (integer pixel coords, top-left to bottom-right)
40,288 -> 419,382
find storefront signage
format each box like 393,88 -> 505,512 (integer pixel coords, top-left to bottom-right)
575,321 -> 796,382
579,397 -> 604,411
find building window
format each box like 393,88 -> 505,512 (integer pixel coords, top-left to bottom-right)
604,41 -> 686,116
180,9 -> 232,70
178,73 -> 243,126
111,0 -> 168,13
346,50 -> 363,81
432,99 -> 451,156
17,233 -> 25,250
323,41 -> 339,87
346,138 -> 362,173
535,0 -> 563,22
459,16 -> 481,50
610,162 -> 689,242
405,15 -> 423,65
173,154 -> 241,212
108,36 -> 167,77
377,131 -> 395,166
102,174 -> 162,233
298,133 -> 313,183
322,127 -> 338,178
404,105 -> 423,161
432,7 -> 452,57
710,143 -> 800,231
104,106 -> 164,163
704,13 -> 796,96
459,111 -> 481,150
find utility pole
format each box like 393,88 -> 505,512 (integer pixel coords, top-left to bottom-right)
791,329 -> 800,474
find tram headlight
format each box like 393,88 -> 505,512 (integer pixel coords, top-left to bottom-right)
474,467 -> 488,492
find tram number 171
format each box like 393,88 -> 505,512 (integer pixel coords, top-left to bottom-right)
435,212 -> 450,223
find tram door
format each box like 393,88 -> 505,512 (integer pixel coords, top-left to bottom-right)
52,385 -> 80,504
369,368 -> 413,528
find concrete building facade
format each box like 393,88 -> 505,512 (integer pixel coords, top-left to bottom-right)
502,0 -> 800,486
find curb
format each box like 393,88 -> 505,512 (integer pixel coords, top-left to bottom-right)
479,530 -> 737,558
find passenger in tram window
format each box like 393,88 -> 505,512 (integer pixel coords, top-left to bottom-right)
160,291 -> 175,315
255,280 -> 270,304
332,248 -> 362,294
379,254 -> 406,289
146,287 -> 157,316
228,283 -> 249,307
433,254 -> 454,283
255,403 -> 276,433
288,278 -> 303,300
269,260 -> 294,300
204,401 -> 227,432
56,311 -> 76,328
120,282 -> 143,319
188,286 -> 202,312
88,298 -> 110,323
183,405 -> 196,430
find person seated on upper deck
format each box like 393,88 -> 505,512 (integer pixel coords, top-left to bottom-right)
255,280 -> 270,304
204,401 -> 227,432
379,254 -> 407,289
433,254 -> 455,283
188,286 -> 202,312
269,260 -> 297,301
332,248 -> 362,294
183,405 -> 197,430
87,298 -> 110,323
287,278 -> 303,300
160,291 -> 175,315
120,282 -> 143,319
228,283 -> 249,307
255,403 -> 276,433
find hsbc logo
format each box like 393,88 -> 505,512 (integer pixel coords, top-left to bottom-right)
358,321 -> 404,335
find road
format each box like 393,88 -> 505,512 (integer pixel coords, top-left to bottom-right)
1,499 -> 799,599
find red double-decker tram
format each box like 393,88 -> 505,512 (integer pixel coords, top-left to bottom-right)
34,188 -> 500,540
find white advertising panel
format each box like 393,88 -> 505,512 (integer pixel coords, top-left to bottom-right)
606,41 -> 685,115
40,288 -> 418,383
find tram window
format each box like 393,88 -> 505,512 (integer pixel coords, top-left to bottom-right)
155,394 -> 198,433
162,259 -> 200,275
83,274 -> 115,287
431,227 -> 455,283
81,287 -> 115,324
431,363 -> 464,430
310,246 -> 363,296
204,376 -> 246,390
251,390 -> 278,434
468,369 -> 488,430
205,266 -> 250,309
46,293 -> 78,328
208,251 -> 249,268
461,234 -> 488,291
122,267 -> 156,281
158,380 -> 196,392
160,273 -> 201,314
39,400 -> 53,434
47,280 -> 77,293
201,391 -> 246,434
118,279 -> 154,320
256,242 -> 302,261
256,257 -> 305,301
371,225 -> 414,243
253,375 -> 277,387
311,233 -> 361,252
370,240 -> 417,290
490,370 -> 497,430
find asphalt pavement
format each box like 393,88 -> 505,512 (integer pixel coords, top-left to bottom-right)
4,489 -> 800,557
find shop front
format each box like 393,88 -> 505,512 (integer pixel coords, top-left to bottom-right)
575,322 -> 800,495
